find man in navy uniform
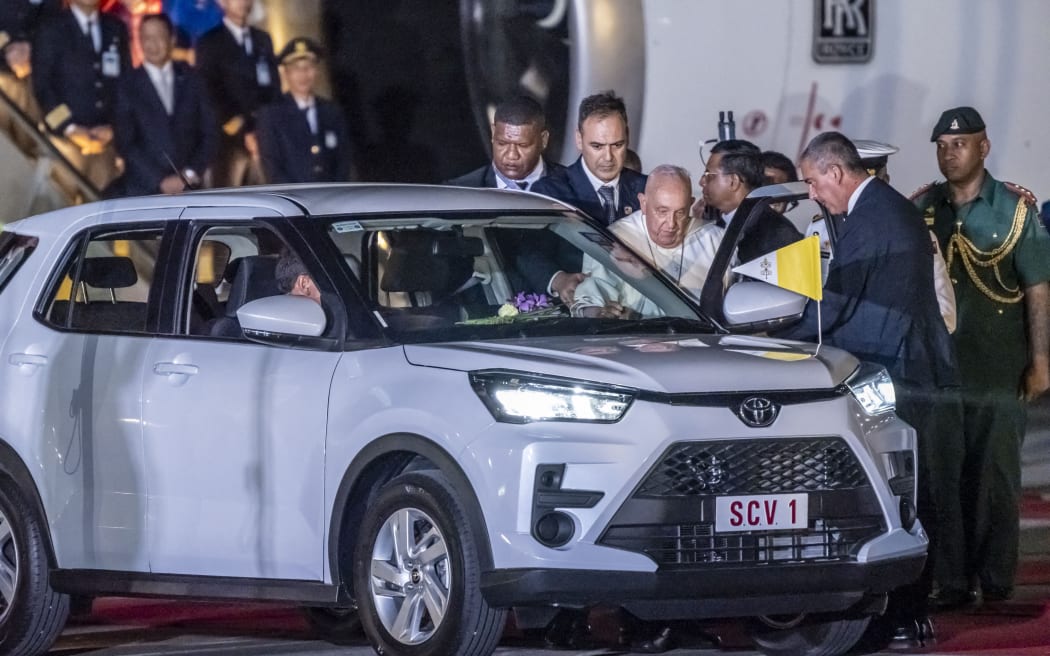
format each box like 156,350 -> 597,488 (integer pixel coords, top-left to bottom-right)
114,12 -> 216,196
530,90 -> 647,301
195,0 -> 278,187
32,0 -> 130,194
446,95 -> 562,190
255,37 -> 350,184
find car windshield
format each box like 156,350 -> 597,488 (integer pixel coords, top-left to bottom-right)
323,212 -> 716,342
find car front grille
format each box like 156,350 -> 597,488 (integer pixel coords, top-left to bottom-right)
636,438 -> 867,497
598,438 -> 885,568
601,517 -> 884,567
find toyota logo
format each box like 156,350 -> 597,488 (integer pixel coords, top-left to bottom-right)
737,396 -> 779,427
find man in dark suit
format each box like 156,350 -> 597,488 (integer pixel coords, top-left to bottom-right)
195,0 -> 278,187
32,0 -> 129,193
0,0 -> 60,147
115,13 -> 216,196
699,139 -> 800,263
776,131 -> 959,646
255,37 -> 349,184
446,95 -> 562,190
529,91 -> 647,301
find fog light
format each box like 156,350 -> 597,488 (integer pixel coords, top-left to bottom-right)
534,511 -> 575,547
899,497 -> 917,531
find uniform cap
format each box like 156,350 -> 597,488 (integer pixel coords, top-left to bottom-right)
930,106 -> 986,141
852,139 -> 898,171
278,37 -> 323,66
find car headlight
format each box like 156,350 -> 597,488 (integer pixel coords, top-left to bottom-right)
846,362 -> 896,415
469,371 -> 634,424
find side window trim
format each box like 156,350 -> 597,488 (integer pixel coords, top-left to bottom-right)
33,222 -> 174,336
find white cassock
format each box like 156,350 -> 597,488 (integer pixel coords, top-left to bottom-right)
573,211 -> 724,317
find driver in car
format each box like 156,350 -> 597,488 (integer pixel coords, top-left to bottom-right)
275,251 -> 321,304
571,164 -> 723,318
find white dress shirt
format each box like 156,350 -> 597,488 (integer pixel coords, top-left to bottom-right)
493,160 -> 545,191
70,5 -> 100,52
580,160 -> 620,208
143,61 -> 175,115
294,95 -> 318,134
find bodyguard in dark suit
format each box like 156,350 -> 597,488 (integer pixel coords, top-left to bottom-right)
195,0 -> 278,187
699,139 -> 800,263
256,38 -> 349,184
115,13 -> 216,196
529,91 -> 647,301
32,0 -> 129,192
446,95 -> 562,190
776,131 -> 960,645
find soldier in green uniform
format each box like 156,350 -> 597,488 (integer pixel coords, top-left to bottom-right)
912,106 -> 1050,606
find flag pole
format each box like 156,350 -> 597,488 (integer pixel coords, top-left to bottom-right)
816,299 -> 822,354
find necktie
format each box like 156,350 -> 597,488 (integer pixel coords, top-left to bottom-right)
86,17 -> 99,53
158,68 -> 174,114
597,185 -> 616,224
715,217 -> 726,229
515,180 -> 528,190
303,104 -> 317,134
242,28 -> 252,56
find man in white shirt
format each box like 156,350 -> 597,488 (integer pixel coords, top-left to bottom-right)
572,164 -> 724,318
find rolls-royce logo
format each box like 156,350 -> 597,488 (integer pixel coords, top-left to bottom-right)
813,0 -> 875,64
738,396 -> 780,427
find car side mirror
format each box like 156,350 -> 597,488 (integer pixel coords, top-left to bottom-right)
237,295 -> 330,347
723,281 -> 806,331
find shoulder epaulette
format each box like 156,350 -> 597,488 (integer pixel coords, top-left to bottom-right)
1003,181 -> 1038,208
908,181 -> 938,202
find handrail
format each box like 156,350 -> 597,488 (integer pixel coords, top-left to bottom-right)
0,80 -> 101,204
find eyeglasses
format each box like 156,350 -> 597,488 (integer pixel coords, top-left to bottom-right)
699,170 -> 725,181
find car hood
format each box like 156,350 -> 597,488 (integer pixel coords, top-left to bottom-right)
403,334 -> 859,393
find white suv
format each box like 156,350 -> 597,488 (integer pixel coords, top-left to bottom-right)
0,184 -> 925,656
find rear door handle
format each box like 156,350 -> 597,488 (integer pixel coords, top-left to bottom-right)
153,362 -> 199,377
9,353 -> 48,367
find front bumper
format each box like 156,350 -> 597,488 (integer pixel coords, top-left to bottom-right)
480,554 -> 924,619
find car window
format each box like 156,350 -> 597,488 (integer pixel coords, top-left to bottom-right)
0,232 -> 37,295
41,227 -> 163,334
181,224 -> 320,339
325,213 -> 713,342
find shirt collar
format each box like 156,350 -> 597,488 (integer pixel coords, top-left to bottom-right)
722,207 -> 738,225
847,175 -> 875,215
143,60 -> 173,81
70,5 -> 98,32
580,159 -> 620,193
223,18 -> 248,43
293,94 -> 316,111
492,160 -> 546,190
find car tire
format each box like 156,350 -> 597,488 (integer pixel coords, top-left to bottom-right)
301,605 -> 362,643
748,613 -> 870,656
0,480 -> 70,656
353,470 -> 506,656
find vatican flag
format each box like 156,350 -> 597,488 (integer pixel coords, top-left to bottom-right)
733,235 -> 823,301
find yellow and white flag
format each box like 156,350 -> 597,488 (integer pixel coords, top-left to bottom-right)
733,235 -> 823,301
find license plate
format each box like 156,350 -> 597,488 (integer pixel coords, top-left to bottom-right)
715,493 -> 808,532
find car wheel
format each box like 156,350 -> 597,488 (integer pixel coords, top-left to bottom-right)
0,481 -> 70,656
354,470 -> 506,656
748,613 -> 871,656
301,605 -> 362,643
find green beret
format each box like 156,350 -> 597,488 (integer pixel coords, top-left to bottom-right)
930,106 -> 985,141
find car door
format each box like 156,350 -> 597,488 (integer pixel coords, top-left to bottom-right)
0,214 -> 176,571
140,218 -> 341,580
